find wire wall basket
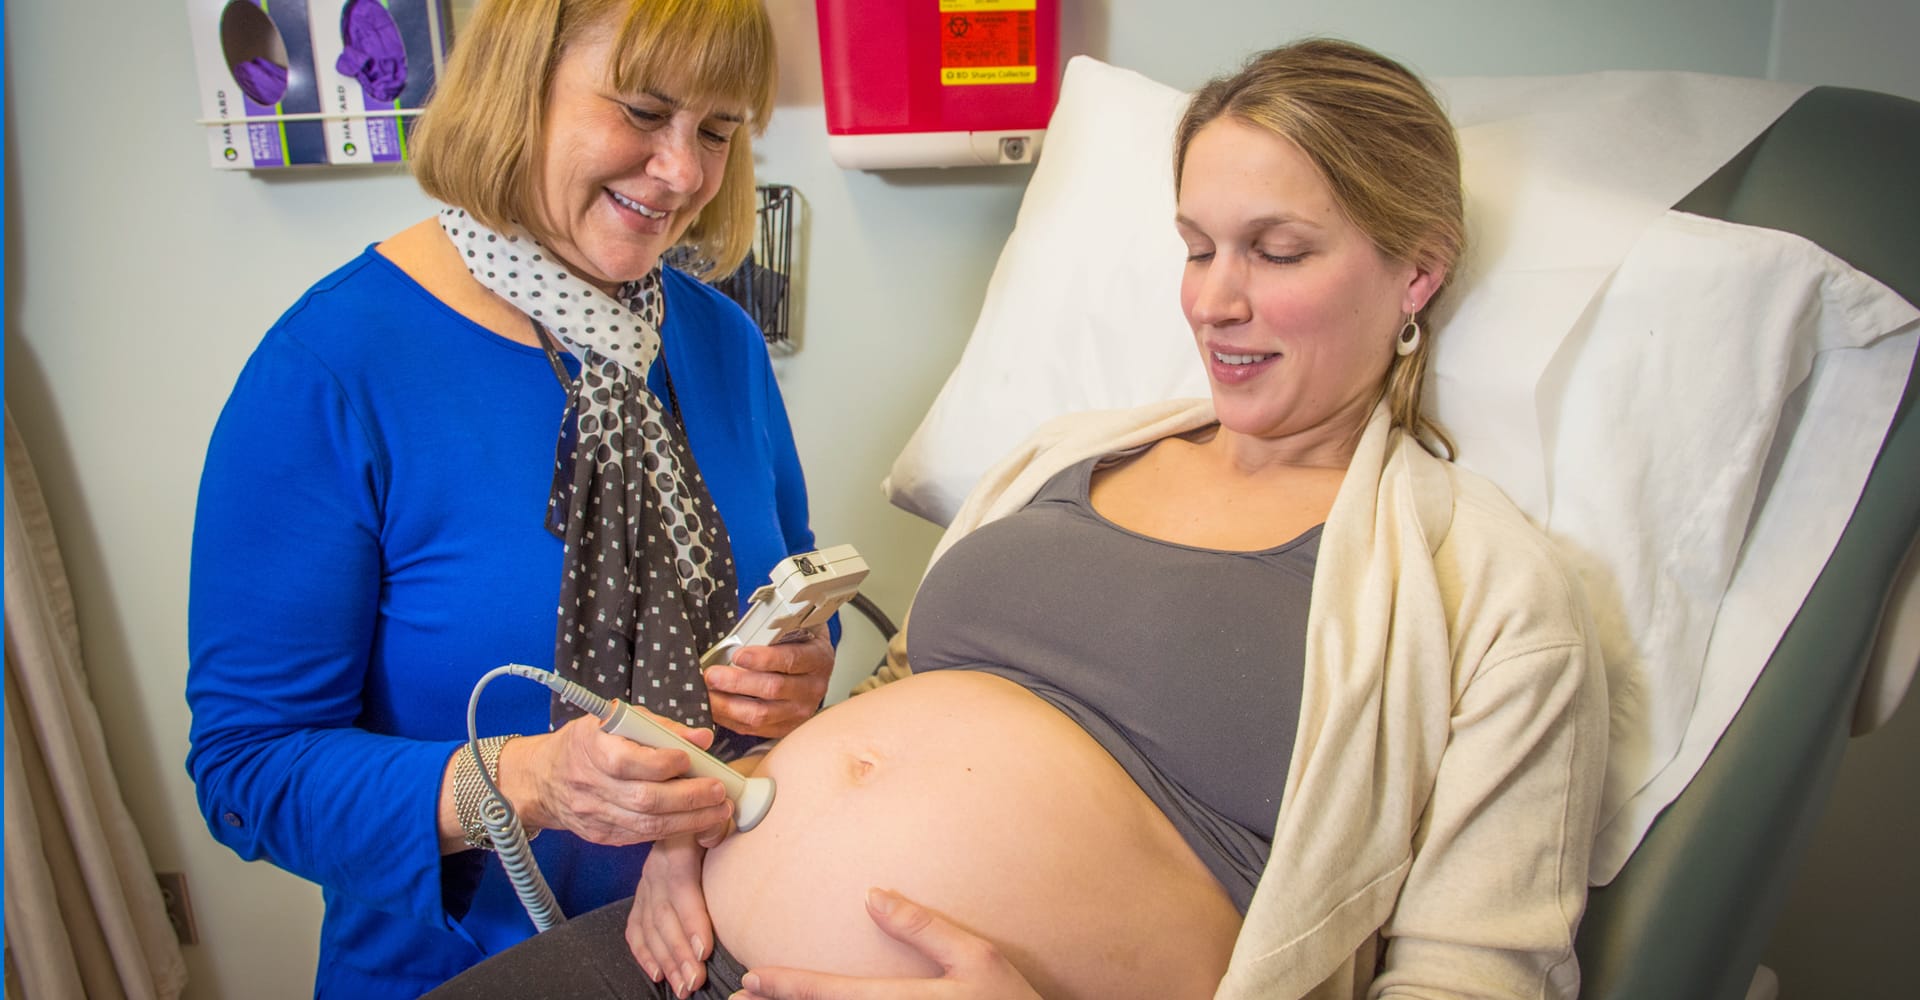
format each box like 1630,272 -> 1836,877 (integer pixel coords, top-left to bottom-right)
668,184 -> 797,347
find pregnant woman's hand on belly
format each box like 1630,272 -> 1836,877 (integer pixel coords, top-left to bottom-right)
628,834 -> 712,999
734,889 -> 1043,1000
507,711 -> 733,846
705,626 -> 834,737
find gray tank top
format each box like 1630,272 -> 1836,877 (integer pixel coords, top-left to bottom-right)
908,455 -> 1319,911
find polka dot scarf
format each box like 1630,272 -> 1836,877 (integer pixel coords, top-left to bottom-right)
439,208 -> 737,730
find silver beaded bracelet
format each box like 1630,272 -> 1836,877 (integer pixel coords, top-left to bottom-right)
453,734 -> 518,851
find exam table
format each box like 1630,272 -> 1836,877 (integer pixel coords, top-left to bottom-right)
1572,84 -> 1920,1000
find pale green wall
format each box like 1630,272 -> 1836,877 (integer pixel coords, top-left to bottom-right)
1,1 -> 1906,997
1769,0 -> 1920,101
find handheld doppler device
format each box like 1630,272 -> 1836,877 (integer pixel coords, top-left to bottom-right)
700,544 -> 870,668
465,545 -> 868,930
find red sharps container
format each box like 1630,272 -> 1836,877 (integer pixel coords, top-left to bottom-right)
816,0 -> 1062,169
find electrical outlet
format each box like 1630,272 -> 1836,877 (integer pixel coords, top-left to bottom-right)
155,872 -> 199,946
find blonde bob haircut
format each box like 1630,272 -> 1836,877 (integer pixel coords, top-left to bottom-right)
1174,39 -> 1464,457
411,0 -> 776,278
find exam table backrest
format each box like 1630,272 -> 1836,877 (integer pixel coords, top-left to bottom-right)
1573,85 -> 1920,1000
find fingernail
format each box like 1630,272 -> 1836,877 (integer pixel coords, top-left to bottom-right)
867,887 -> 896,914
642,962 -> 659,982
692,934 -> 707,960
742,972 -> 762,992
681,962 -> 699,994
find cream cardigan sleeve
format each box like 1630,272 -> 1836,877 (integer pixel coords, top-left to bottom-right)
1368,484 -> 1610,999
1371,648 -> 1607,998
1221,416 -> 1608,1000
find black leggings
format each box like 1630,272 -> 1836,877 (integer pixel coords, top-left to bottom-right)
424,900 -> 747,1000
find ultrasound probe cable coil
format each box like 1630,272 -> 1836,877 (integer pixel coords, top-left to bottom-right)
464,663 -> 778,931
465,545 -> 866,930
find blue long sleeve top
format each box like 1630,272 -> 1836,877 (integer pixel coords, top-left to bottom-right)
186,248 -> 820,999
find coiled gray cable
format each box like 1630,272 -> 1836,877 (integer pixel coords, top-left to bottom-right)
464,663 -> 610,932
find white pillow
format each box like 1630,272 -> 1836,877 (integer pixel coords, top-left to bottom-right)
884,56 -> 1810,524
880,59 -> 1195,527
881,55 -> 1920,882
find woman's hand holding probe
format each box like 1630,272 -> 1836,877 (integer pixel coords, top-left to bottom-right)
705,625 -> 835,738
729,889 -> 1044,1000
628,834 -> 714,999
497,710 -> 734,846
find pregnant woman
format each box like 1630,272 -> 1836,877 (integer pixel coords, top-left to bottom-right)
431,37 -> 1608,1000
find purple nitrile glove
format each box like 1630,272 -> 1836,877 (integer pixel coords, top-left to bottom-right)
336,0 -> 407,102
233,57 -> 289,106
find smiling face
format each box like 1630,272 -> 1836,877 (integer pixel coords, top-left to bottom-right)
1175,117 -> 1441,463
529,23 -> 745,293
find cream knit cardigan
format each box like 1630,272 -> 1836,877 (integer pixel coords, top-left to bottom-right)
864,398 -> 1609,999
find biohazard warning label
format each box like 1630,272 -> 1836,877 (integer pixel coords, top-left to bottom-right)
939,0 -> 1037,85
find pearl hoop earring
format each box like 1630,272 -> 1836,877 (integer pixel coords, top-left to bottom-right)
1396,317 -> 1423,357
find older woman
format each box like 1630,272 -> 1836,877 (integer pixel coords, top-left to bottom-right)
184,2 -> 832,997
432,38 -> 1608,1000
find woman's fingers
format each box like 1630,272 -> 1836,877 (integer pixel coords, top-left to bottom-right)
628,837 -> 714,998
628,899 -> 705,997
863,890 -> 953,959
625,889 -> 668,983
590,711 -> 717,781
734,890 -> 1042,1000
526,714 -> 735,844
708,688 -> 815,736
725,631 -> 832,676
708,630 -> 834,737
648,898 -> 701,997
695,812 -> 735,850
861,889 -> 1015,982
730,969 -> 908,1000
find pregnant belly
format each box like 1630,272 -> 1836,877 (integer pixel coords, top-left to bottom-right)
703,670 -> 1242,1000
